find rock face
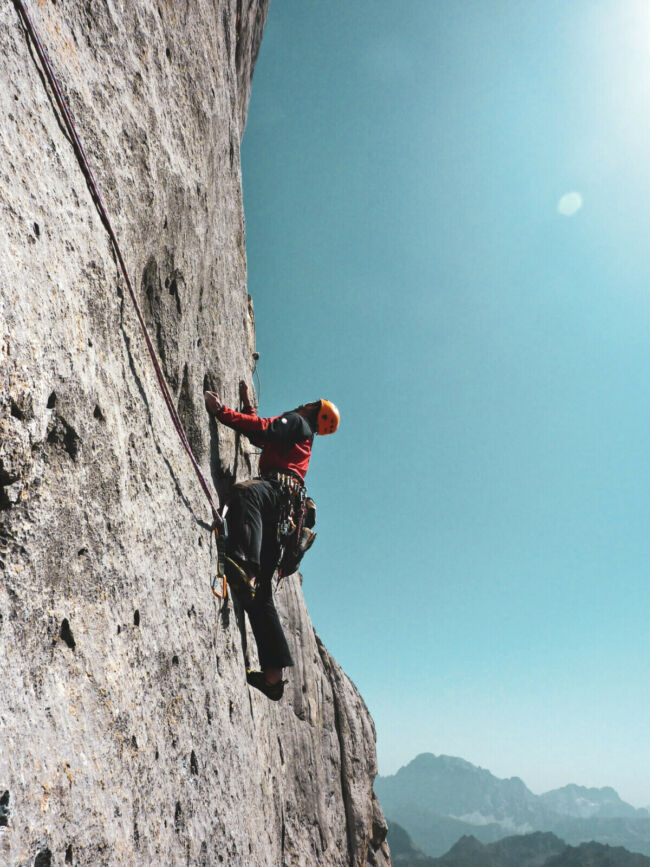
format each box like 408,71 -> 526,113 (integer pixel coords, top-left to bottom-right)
0,2 -> 390,865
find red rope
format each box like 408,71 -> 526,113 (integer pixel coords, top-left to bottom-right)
14,0 -> 222,526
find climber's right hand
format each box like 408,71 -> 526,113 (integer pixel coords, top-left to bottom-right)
239,379 -> 250,406
204,391 -> 222,415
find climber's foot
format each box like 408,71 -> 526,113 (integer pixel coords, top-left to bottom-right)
246,670 -> 286,701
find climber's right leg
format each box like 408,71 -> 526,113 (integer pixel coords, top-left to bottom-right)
225,479 -> 272,592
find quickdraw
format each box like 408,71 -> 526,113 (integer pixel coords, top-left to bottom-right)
211,513 -> 229,599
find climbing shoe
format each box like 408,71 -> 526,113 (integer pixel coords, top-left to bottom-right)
246,670 -> 286,701
225,556 -> 256,599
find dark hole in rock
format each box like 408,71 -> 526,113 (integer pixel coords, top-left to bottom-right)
63,423 -> 79,459
10,400 -> 26,421
47,392 -> 57,409
133,609 -> 140,627
60,619 -> 75,650
93,405 -> 104,421
117,625 -> 121,635
65,844 -> 73,864
34,849 -> 52,867
0,790 -> 9,827
155,748 -> 159,760
163,216 -> 167,229
168,275 -> 182,314
131,735 -> 138,750
166,47 -> 171,59
0,463 -> 17,488
87,338 -> 93,347
190,750 -> 198,775
229,700 -> 234,722
47,417 -> 80,460
33,222 -> 40,237
174,801 -> 182,832
172,654 -> 179,667
198,536 -> 203,547
77,548 -> 87,556
222,9 -> 231,58
197,338 -> 202,347
229,141 -> 235,166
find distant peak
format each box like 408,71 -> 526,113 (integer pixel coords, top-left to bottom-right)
544,783 -> 623,801
449,834 -> 485,852
409,753 -> 478,770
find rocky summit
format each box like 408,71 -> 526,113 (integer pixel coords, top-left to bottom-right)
0,2 -> 389,865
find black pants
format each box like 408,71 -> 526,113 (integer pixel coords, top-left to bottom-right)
227,479 -> 294,670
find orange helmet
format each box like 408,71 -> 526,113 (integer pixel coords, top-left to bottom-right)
317,400 -> 340,435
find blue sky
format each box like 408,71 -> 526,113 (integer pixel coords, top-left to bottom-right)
241,0 -> 650,805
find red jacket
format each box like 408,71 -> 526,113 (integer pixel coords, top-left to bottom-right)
216,403 -> 315,482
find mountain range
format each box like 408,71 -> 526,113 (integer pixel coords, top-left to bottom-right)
388,821 -> 650,867
376,754 -> 650,857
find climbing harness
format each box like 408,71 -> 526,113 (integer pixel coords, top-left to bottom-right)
262,471 -> 305,539
13,0 -> 229,597
259,472 -> 317,580
278,495 -> 317,580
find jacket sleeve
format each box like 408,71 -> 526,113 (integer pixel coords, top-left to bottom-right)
216,406 -> 312,445
215,403 -> 262,447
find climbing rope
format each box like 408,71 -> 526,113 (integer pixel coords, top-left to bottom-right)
13,0 -> 223,530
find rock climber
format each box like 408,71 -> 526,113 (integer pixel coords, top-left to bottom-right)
204,380 -> 339,701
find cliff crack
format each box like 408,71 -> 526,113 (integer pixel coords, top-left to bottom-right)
316,636 -> 356,865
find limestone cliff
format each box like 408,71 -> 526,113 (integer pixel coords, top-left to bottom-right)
0,2 -> 390,865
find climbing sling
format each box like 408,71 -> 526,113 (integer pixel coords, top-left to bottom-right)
13,0 -> 229,598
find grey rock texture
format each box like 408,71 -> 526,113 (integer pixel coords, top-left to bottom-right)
0,2 -> 389,865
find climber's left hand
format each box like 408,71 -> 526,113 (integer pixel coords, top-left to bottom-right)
204,391 -> 222,415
